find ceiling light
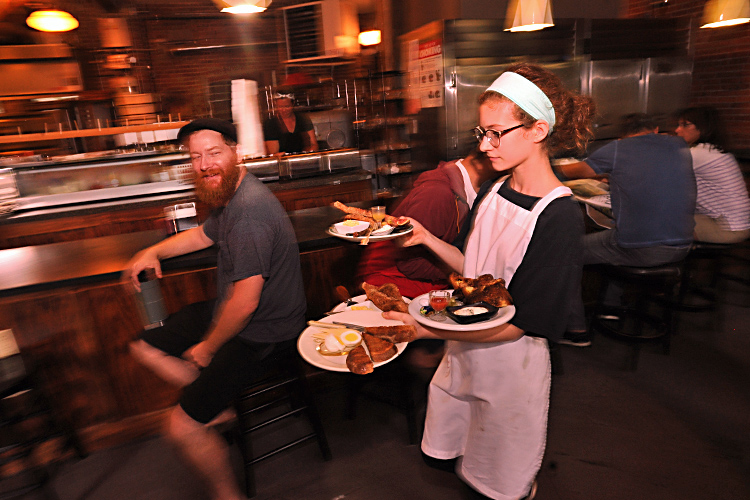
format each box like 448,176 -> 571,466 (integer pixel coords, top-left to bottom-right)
701,0 -> 750,28
504,0 -> 554,32
212,0 -> 271,14
358,30 -> 381,46
26,10 -> 79,32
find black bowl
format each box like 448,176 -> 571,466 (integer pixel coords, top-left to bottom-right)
445,302 -> 499,324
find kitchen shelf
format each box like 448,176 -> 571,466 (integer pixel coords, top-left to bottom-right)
0,122 -> 187,145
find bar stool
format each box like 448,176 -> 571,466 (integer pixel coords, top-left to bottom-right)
232,349 -> 331,498
676,242 -> 733,312
345,355 -> 423,445
589,262 -> 683,370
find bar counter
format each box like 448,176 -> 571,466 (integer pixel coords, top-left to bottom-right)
0,201 -> 385,452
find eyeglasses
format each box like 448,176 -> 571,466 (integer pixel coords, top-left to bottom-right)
677,120 -> 695,128
473,124 -> 524,148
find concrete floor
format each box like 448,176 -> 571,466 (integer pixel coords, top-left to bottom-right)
14,269 -> 750,500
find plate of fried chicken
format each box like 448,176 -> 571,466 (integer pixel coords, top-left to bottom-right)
327,201 -> 413,243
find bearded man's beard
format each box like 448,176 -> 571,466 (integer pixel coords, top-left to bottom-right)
195,164 -> 240,207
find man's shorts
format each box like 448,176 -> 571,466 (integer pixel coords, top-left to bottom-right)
140,300 -> 294,424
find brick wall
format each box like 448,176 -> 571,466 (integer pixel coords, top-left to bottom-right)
627,0 -> 750,152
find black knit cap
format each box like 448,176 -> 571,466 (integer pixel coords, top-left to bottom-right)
177,118 -> 237,144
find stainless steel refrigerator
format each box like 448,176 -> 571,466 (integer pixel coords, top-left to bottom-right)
400,19 -> 693,169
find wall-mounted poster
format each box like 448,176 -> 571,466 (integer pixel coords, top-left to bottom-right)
418,40 -> 443,108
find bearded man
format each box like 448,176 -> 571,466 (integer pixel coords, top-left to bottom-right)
123,118 -> 306,500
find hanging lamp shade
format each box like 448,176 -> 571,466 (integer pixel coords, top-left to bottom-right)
212,0 -> 271,14
26,10 -> 79,32
504,0 -> 554,32
701,0 -> 750,28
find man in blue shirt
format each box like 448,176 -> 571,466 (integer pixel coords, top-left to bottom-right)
555,113 -> 696,346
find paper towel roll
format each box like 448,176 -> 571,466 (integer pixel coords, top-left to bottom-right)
231,79 -> 265,158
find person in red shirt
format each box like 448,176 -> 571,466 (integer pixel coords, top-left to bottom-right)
357,148 -> 497,299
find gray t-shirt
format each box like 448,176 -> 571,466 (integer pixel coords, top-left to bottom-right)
202,174 -> 306,343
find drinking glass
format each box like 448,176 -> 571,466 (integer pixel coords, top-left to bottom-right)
428,290 -> 451,321
371,205 -> 386,228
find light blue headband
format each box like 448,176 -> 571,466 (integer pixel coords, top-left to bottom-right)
486,72 -> 556,131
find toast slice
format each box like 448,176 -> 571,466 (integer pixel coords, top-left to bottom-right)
364,325 -> 416,343
362,333 -> 398,363
346,345 -> 374,375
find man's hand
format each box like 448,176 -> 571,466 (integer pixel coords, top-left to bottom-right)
185,341 -> 215,369
122,248 -> 162,292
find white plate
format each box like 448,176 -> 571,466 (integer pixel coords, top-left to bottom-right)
297,310 -> 407,373
408,290 -> 516,331
326,224 -> 413,243
330,294 -> 412,313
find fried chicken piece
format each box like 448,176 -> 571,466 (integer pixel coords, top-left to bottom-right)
362,282 -> 409,313
364,325 -> 417,343
346,345 -> 374,375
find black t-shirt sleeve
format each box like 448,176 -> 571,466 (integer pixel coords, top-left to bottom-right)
507,196 -> 584,342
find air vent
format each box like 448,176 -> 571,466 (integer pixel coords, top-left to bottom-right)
284,3 -> 323,60
282,0 -> 360,63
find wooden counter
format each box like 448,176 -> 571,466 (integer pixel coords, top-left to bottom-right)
0,202 -> 379,452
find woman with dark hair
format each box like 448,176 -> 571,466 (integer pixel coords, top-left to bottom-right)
384,63 -> 595,499
675,107 -> 750,243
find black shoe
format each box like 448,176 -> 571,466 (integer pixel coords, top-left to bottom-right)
558,330 -> 592,347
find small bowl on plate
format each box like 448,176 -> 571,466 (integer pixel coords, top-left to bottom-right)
445,302 -> 499,324
333,220 -> 370,235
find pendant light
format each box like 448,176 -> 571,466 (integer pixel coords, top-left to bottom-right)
26,9 -> 79,32
212,0 -> 272,14
505,0 -> 554,32
701,0 -> 750,28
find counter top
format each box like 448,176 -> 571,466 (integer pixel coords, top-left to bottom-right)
0,200 -> 384,297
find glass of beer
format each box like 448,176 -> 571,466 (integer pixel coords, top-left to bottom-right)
428,289 -> 451,321
371,205 -> 386,228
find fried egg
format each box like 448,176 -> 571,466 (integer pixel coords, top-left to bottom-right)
323,330 -> 362,352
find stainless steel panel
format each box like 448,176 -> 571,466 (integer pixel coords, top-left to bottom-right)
444,61 -> 585,160
243,157 -> 279,180
278,153 -> 323,178
644,57 -> 693,130
322,148 -> 360,172
586,59 -> 645,139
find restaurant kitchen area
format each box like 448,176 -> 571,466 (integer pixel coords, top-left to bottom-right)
1,0 -> 750,499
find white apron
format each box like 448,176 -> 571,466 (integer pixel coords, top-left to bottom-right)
421,181 -> 572,500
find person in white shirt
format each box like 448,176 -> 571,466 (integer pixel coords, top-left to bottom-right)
675,107 -> 750,244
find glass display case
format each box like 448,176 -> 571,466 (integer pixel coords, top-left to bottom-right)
6,150 -> 193,212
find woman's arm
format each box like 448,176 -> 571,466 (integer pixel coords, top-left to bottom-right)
399,218 -> 464,273
383,310 -> 524,343
305,129 -> 319,152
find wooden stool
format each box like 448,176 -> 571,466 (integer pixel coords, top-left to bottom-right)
233,351 -> 331,498
589,262 -> 682,370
